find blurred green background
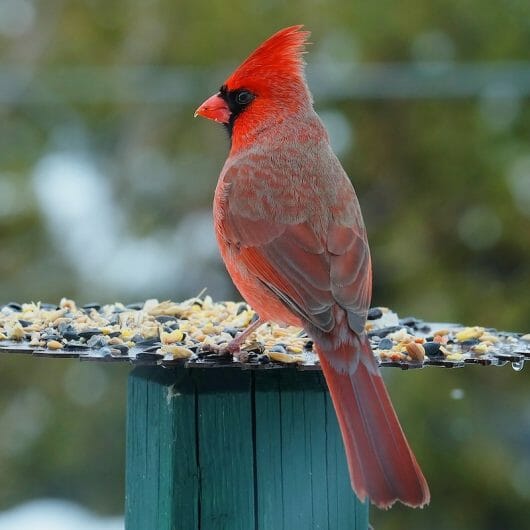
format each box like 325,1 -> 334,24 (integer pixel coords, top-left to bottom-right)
1,1 -> 529,529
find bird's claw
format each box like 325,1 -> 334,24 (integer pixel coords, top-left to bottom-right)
199,339 -> 242,359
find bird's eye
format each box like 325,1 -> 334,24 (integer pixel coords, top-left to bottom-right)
235,90 -> 254,105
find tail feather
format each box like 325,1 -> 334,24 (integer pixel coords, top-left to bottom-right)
316,334 -> 430,509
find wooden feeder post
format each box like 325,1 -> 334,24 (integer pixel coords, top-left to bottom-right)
125,366 -> 369,530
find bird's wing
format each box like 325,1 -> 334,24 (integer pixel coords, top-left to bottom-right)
219,160 -> 371,335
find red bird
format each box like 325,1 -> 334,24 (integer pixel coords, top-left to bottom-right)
195,26 -> 430,509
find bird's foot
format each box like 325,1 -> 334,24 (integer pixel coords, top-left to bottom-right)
198,316 -> 264,361
201,339 -> 242,357
198,342 -> 233,359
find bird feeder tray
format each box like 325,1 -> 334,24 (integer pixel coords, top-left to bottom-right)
0,298 -> 528,370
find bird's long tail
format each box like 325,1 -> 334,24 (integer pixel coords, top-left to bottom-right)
315,333 -> 430,509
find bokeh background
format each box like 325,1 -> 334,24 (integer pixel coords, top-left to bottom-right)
1,1 -> 530,529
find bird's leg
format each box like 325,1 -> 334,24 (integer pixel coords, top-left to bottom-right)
202,316 -> 264,358
226,316 -> 263,354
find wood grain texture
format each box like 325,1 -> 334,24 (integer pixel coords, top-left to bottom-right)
125,366 -> 368,529
254,370 -> 368,529
195,368 -> 255,530
125,367 -> 199,530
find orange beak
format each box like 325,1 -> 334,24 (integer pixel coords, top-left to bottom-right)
194,93 -> 231,124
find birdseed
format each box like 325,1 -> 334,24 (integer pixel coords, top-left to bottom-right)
0,298 -> 528,370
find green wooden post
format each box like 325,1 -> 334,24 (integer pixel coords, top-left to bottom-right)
125,366 -> 369,530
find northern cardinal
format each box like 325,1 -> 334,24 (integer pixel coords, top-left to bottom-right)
195,25 -> 429,509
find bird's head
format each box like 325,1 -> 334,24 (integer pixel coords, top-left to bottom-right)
195,26 -> 312,145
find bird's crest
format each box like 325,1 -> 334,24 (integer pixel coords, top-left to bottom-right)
225,25 -> 310,91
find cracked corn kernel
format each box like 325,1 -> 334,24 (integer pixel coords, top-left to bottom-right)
287,346 -> 303,353
202,322 -> 218,335
161,329 -> 184,344
479,334 -> 499,343
120,329 -> 135,341
472,343 -> 489,355
7,322 -> 25,340
455,327 -> 484,341
158,345 -> 193,358
269,352 -> 303,364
